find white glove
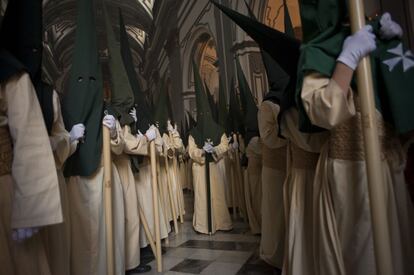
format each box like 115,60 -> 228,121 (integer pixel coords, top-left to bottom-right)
145,127 -> 157,142
203,142 -> 214,154
129,107 -> 137,122
232,140 -> 239,150
136,130 -> 144,138
380,12 -> 403,40
102,115 -> 116,138
337,25 -> 377,70
69,123 -> 85,143
12,227 -> 40,242
167,120 -> 174,133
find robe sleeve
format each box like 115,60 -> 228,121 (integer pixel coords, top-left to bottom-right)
170,130 -> 184,153
110,120 -> 125,155
5,73 -> 62,228
189,135 -> 205,165
122,125 -> 149,156
212,134 -> 229,161
258,101 -> 287,149
301,72 -> 356,130
49,91 -> 77,169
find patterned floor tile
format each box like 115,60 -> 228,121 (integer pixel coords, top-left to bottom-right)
216,250 -> 253,264
200,262 -> 243,275
170,259 -> 213,274
179,240 -> 258,251
187,248 -> 224,261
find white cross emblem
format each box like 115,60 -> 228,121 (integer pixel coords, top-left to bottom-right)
383,43 -> 414,72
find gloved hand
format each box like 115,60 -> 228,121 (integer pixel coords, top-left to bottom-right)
173,123 -> 179,134
129,107 -> 137,122
137,130 -> 144,138
380,12 -> 403,40
102,115 -> 116,138
337,25 -> 377,70
145,127 -> 157,142
203,142 -> 214,154
69,123 -> 85,143
232,140 -> 239,150
167,120 -> 174,133
12,227 -> 40,242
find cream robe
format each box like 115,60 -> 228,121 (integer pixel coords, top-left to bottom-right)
111,125 -> 141,270
244,137 -> 262,234
67,124 -> 125,275
257,101 -> 288,268
42,91 -> 77,275
0,73 -> 62,275
301,73 -> 414,275
189,134 -> 232,234
121,126 -> 170,248
280,107 -> 328,275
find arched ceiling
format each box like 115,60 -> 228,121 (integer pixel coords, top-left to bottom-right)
41,0 -> 155,83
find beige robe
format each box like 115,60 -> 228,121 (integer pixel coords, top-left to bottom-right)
280,107 -> 328,275
111,125 -> 141,270
121,126 -> 170,248
244,137 -> 262,234
301,73 -> 414,275
42,91 -> 77,275
257,101 -> 288,268
0,73 -> 62,275
67,125 -> 125,275
189,134 -> 232,234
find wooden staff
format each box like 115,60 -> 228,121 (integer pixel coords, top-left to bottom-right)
173,155 -> 185,223
103,126 -> 115,275
233,133 -> 247,222
150,141 -> 162,272
138,205 -> 157,257
165,155 -> 179,234
156,158 -> 170,245
348,1 -> 392,274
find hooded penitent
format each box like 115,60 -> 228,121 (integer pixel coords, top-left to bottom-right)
297,0 -> 414,134
119,10 -> 153,133
227,77 -> 244,136
153,80 -> 170,134
213,0 -> 300,128
189,60 -> 224,148
0,0 -> 54,135
235,58 -> 259,145
62,0 -> 104,177
103,4 -> 135,127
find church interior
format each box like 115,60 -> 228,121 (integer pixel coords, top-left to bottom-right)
1,0 -> 414,275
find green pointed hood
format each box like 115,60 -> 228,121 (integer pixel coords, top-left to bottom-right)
153,80 -> 170,134
103,4 -> 134,127
204,81 -> 219,123
235,58 -> 259,144
119,9 -> 152,132
187,110 -> 197,130
62,0 -> 103,177
228,77 -> 244,135
189,60 -> 224,147
217,77 -> 229,132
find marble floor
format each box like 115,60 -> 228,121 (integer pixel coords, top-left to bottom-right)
139,191 -> 281,275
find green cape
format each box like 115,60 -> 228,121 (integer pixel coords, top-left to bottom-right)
62,0 -> 103,177
297,0 -> 414,134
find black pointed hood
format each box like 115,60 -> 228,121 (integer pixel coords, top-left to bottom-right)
228,77 -> 244,135
211,0 -> 300,83
217,77 -> 229,133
